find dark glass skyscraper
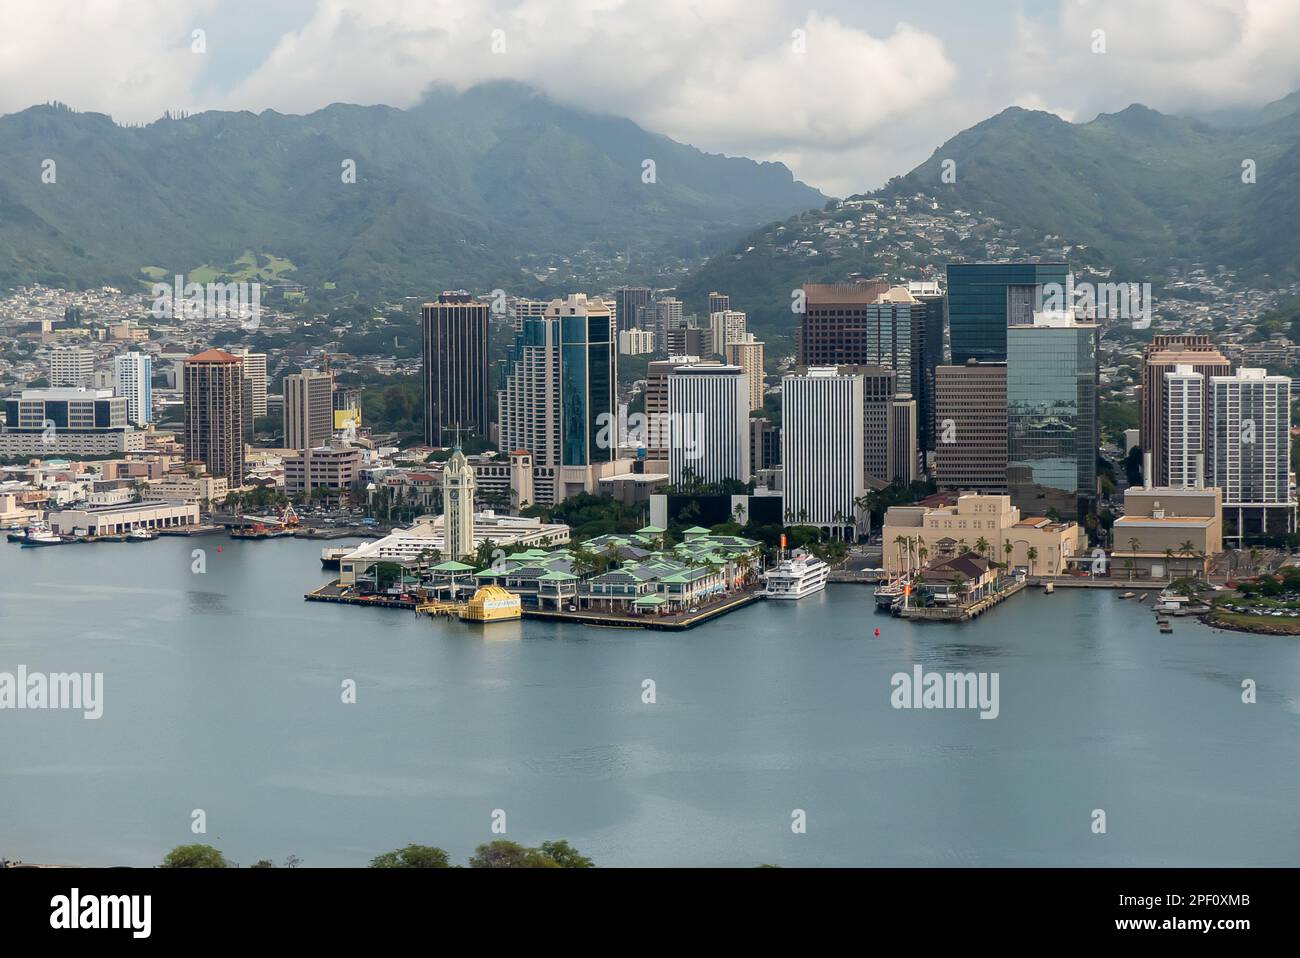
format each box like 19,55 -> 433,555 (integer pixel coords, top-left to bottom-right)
1006,319 -> 1099,520
422,291 -> 490,447
946,263 -> 1071,364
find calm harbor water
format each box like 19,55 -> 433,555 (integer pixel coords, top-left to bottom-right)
2,534 -> 1299,868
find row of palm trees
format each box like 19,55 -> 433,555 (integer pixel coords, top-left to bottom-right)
1120,537 -> 1206,582
891,535 -> 1041,577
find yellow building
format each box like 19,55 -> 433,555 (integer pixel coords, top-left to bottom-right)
460,586 -> 522,622
882,493 -> 1085,576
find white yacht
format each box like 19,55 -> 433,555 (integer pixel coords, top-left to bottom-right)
763,550 -> 829,599
20,522 -> 63,547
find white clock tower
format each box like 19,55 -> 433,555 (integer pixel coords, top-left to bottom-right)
443,445 -> 476,560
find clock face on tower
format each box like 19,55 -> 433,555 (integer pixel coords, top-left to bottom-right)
450,491 -> 458,501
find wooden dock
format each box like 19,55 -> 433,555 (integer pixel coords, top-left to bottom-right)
897,579 -> 1025,623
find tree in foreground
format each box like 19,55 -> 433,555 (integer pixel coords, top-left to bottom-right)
468,839 -> 594,868
369,844 -> 452,868
538,840 -> 594,868
161,844 -> 229,868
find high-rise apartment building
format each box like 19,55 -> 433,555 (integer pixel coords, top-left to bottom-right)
113,352 -> 152,426
422,291 -> 490,446
183,349 -> 246,486
933,360 -> 1007,493
1006,315 -> 1098,520
710,309 -> 747,356
284,369 -> 334,452
1139,335 -> 1231,486
946,262 -> 1071,364
667,363 -> 750,485
230,348 -> 268,418
782,368 -> 866,540
1162,366 -> 1204,489
708,291 -> 730,316
651,297 -> 685,352
50,347 -> 95,388
725,336 -> 765,413
1208,368 -> 1294,540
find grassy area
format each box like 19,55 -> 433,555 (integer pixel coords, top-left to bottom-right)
138,250 -> 298,287
1207,610 -> 1300,634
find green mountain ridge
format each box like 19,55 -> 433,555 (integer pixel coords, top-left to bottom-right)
0,82 -> 824,295
679,92 -> 1300,347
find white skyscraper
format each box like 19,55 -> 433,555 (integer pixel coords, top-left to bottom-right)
1209,368 -> 1294,541
782,368 -> 866,540
667,364 -> 750,485
113,352 -> 153,426
50,347 -> 95,388
709,309 -> 747,356
1163,365 -> 1203,488
230,348 -> 268,418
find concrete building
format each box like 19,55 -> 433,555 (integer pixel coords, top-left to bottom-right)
618,328 -> 656,355
283,441 -> 362,494
933,361 -> 1007,492
725,336 -> 766,413
422,291 -> 490,445
614,285 -> 652,334
183,349 -> 246,487
799,282 -> 913,392
643,357 -> 702,459
1140,335 -> 1230,486
1162,365 -> 1204,489
48,499 -> 200,536
283,369 -> 334,452
2,387 -> 141,456
882,492 -> 1085,576
710,309 -> 747,356
49,347 -> 95,388
1110,483 -> 1222,580
781,367 -> 865,539
890,394 -> 919,483
1208,368 -> 1295,540
113,352 -> 153,425
141,471 -> 229,506
229,348 -> 268,418
668,363 -> 750,485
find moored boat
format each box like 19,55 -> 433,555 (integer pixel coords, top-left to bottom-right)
763,550 -> 829,600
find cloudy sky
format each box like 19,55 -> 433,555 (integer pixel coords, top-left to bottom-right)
4,0 -> 1300,195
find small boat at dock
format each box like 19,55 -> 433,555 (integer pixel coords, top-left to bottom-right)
1118,592 -> 1135,599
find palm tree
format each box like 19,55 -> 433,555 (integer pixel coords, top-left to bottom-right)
894,535 -> 909,576
1123,557 -> 1134,581
975,536 -> 990,564
1003,539 -> 1014,569
918,545 -> 929,569
1027,546 -> 1038,577
1127,537 -> 1142,579
1164,548 -> 1176,583
1177,539 -> 1197,580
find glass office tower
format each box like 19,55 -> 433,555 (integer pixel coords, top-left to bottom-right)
947,263 -> 1071,364
1006,318 -> 1099,519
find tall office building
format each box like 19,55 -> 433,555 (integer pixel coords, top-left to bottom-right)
933,360 -> 1008,493
1209,368 -> 1294,540
890,395 -> 919,484
643,356 -> 703,459
909,284 -> 946,451
113,352 -> 152,426
782,368 -> 866,539
708,291 -> 730,315
1163,366 -> 1204,489
442,446 -> 477,560
725,336 -> 766,413
946,263 -> 1071,365
651,297 -> 685,351
664,325 -> 711,357
183,349 -> 246,486
422,291 -> 490,447
799,282 -> 909,388
710,309 -> 747,356
667,364 -> 750,485
50,347 -> 95,388
614,286 -> 652,334
284,369 -> 335,452
1006,315 -> 1098,519
848,365 -> 898,484
230,348 -> 268,418
750,417 -> 780,472
497,294 -> 617,502
1140,335 -> 1231,486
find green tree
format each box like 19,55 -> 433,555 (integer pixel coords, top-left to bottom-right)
369,844 -> 452,868
468,840 -> 560,868
161,844 -> 229,868
537,840 -> 594,868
